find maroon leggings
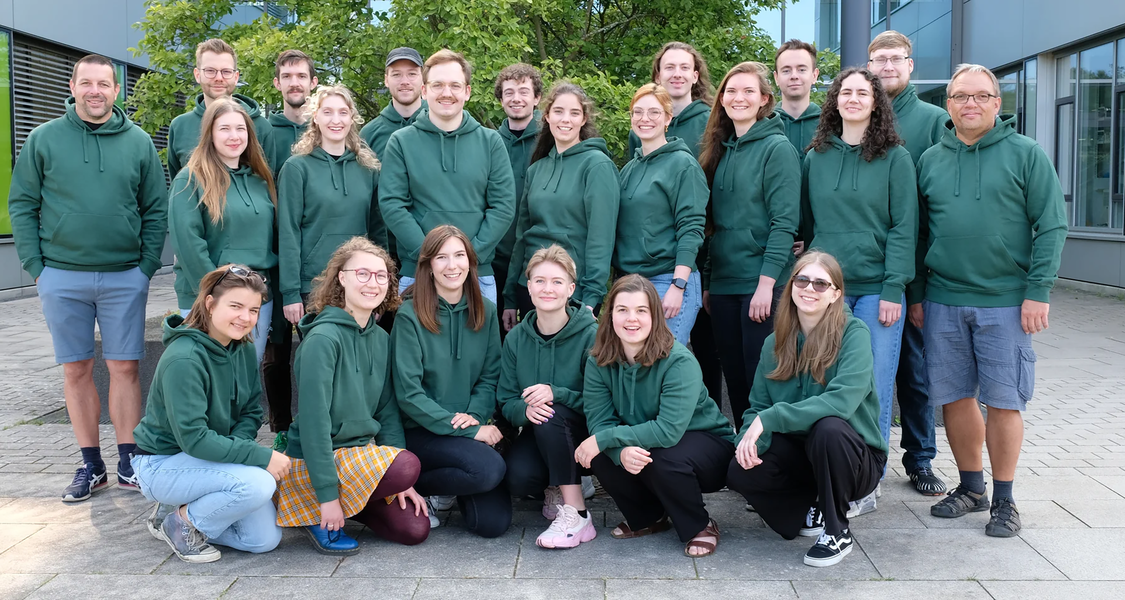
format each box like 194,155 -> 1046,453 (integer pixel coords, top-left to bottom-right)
349,450 -> 431,545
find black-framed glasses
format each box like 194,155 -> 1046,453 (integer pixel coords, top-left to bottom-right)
200,67 -> 238,79
793,275 -> 836,293
868,56 -> 909,67
342,268 -> 390,285
949,93 -> 998,105
214,265 -> 265,290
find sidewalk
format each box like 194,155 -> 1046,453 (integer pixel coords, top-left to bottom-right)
1,275 -> 1124,599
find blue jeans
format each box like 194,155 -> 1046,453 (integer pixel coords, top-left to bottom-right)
897,319 -> 936,472
182,300 -> 272,365
646,271 -> 702,346
399,275 -> 497,305
843,294 -> 905,447
132,453 -> 282,553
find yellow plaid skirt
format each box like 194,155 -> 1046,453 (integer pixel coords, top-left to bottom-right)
275,443 -> 402,527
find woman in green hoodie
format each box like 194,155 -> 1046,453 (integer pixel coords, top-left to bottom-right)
392,225 -> 509,537
276,238 -> 430,555
801,68 -> 917,484
501,82 -> 620,331
698,62 -> 801,430
132,265 -> 290,564
500,245 -> 598,549
726,251 -> 886,568
169,99 -> 277,364
278,85 -> 386,328
576,275 -> 734,558
615,83 -> 708,346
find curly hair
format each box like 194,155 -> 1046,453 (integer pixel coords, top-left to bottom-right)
307,237 -> 400,317
530,81 -> 601,165
808,67 -> 902,161
291,85 -> 380,170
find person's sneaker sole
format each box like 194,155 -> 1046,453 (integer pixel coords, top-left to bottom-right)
536,523 -> 597,549
803,543 -> 852,567
985,522 -> 1021,537
159,527 -> 222,563
61,477 -> 108,503
798,525 -> 825,538
117,472 -> 141,491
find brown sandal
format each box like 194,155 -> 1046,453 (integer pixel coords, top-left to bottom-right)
611,515 -> 672,539
684,519 -> 720,557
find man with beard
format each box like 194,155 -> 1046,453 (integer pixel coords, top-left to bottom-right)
7,55 -> 167,503
361,47 -> 426,159
166,38 -> 273,176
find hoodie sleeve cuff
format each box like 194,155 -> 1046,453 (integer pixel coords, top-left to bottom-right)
314,484 -> 340,504
675,250 -> 699,272
1025,284 -> 1053,304
281,291 -> 302,306
27,261 -> 45,281
140,259 -> 161,279
759,261 -> 784,282
880,284 -> 905,304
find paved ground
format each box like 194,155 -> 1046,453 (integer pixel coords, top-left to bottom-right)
1,274 -> 1124,599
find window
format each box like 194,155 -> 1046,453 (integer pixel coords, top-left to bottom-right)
0,32 -> 12,237
1075,43 -> 1113,229
1025,58 -> 1037,140
1056,53 -> 1076,226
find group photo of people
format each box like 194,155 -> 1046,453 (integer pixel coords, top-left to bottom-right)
7,27 -> 1066,570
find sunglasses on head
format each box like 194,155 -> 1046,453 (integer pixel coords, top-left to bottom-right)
793,275 -> 836,293
214,265 -> 265,290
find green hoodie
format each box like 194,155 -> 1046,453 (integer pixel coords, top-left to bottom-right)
277,148 -> 384,305
379,109 -> 516,277
360,102 -> 425,158
800,139 -> 917,301
287,306 -> 404,503
914,116 -> 1067,308
392,296 -> 502,438
133,315 -> 271,467
167,93 -> 273,177
584,342 -> 734,465
169,165 -> 277,309
265,112 -> 307,176
497,302 -> 598,427
494,112 -> 540,268
775,102 -> 822,157
627,98 -> 711,159
8,98 -> 168,280
892,84 -> 948,166
505,138 -> 620,308
735,315 -> 888,455
708,113 -> 801,295
615,137 -> 707,276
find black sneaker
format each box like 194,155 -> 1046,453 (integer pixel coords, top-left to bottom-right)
117,459 -> 140,491
803,528 -> 853,567
930,484 -> 989,518
909,467 -> 947,496
798,507 -> 825,537
61,463 -> 108,503
985,498 -> 1021,538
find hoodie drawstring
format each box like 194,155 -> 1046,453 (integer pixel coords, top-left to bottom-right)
80,130 -> 106,172
438,135 -> 459,173
953,145 -> 962,197
230,171 -> 258,214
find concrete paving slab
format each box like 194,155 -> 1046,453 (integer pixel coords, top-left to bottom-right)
982,581 -> 1125,599
223,576 -> 417,599
333,525 -> 522,578
604,579 -> 798,599
26,575 -> 236,600
0,524 -> 43,554
154,528 -> 341,577
415,578 -> 605,600
1003,475 -> 1124,500
0,524 -> 172,574
793,580 -> 991,599
0,575 -> 53,600
0,493 -> 151,525
858,529 -> 1066,580
1089,475 -> 1125,497
1055,498 -> 1125,527
516,526 -> 697,579
0,474 -> 78,498
693,528 -> 881,581
848,500 -> 927,529
1020,529 -> 1125,580
903,500 -> 1085,529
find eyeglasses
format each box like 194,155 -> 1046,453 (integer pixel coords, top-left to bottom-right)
793,275 -> 836,293
214,265 -> 265,290
868,56 -> 909,67
342,269 -> 390,285
949,93 -> 998,105
631,108 -> 667,120
200,67 -> 238,80
426,81 -> 465,94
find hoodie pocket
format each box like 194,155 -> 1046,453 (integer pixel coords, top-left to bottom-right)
420,210 -> 485,240
49,214 -> 140,262
925,235 -> 1026,291
710,228 -> 763,280
334,418 -> 380,443
811,231 -> 885,286
1017,346 -> 1036,403
303,234 -> 354,281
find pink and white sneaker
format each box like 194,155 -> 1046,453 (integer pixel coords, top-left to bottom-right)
542,486 -> 563,520
536,504 -> 597,549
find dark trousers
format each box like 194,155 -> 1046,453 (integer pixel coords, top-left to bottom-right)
405,428 -> 512,538
591,431 -> 734,542
350,450 -> 430,545
727,417 -> 886,539
896,320 -> 937,472
260,321 -> 293,433
710,291 -> 779,430
505,403 -> 589,496
493,259 -> 511,341
690,308 -> 725,408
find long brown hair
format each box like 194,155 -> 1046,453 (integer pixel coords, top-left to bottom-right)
808,67 -> 902,160
769,251 -> 847,385
307,237 -> 401,316
699,61 -> 776,187
292,85 -> 380,170
650,41 -> 714,105
183,98 -> 276,225
408,225 -> 485,334
181,264 -> 269,342
591,275 -> 675,368
530,81 -> 600,165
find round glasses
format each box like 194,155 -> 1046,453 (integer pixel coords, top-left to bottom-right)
342,268 -> 390,285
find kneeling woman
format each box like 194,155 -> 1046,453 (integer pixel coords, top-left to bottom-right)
276,238 -> 430,555
576,275 -> 734,557
132,265 -> 289,563
392,225 -> 510,538
500,245 -> 598,548
726,251 -> 887,568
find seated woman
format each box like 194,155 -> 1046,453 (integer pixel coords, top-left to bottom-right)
132,265 -> 289,563
392,225 -> 511,538
276,237 -> 431,555
576,274 -> 735,558
499,245 -> 598,549
726,251 -> 887,568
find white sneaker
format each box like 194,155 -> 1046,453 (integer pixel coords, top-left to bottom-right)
846,490 -> 878,519
581,476 -> 596,499
536,504 -> 597,549
429,495 -> 456,511
425,497 -> 444,528
542,486 -> 563,520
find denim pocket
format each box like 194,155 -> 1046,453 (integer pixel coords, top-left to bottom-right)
1017,346 -> 1037,403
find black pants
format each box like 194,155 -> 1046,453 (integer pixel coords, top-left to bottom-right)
727,417 -> 885,539
710,290 -> 780,430
405,428 -> 512,538
505,403 -> 589,496
493,259 -> 511,341
261,319 -> 293,433
690,308 -> 725,408
591,431 -> 734,542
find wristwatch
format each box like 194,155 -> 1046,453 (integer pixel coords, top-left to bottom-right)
672,277 -> 688,290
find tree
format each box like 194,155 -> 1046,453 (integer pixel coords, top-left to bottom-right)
130,0 -> 837,162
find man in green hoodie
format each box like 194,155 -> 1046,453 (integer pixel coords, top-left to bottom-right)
7,55 -> 167,503
360,47 -> 425,160
773,39 -> 821,157
916,65 -> 1067,538
166,38 -> 273,177
627,41 -> 713,159
379,49 -> 516,304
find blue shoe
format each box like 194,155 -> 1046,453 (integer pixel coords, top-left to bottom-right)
62,463 -> 108,503
302,526 -> 360,556
117,460 -> 140,491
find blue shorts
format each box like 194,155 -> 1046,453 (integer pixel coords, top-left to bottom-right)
36,266 -> 150,363
922,301 -> 1036,411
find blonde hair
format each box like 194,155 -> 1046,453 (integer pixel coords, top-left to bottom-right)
525,244 -> 578,283
947,63 -> 1000,96
307,237 -> 400,316
196,38 -> 236,66
630,83 -> 673,116
868,30 -> 912,56
423,49 -> 472,84
291,85 -> 380,170
769,251 -> 847,385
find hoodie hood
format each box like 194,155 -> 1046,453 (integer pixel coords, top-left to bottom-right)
775,102 -> 822,156
714,112 -> 785,193
378,101 -> 426,127
64,97 -> 133,173
624,136 -> 692,191
892,83 -> 922,114
297,305 -> 381,374
499,111 -> 541,144
538,137 -> 612,193
675,98 -> 712,124
939,114 -> 1017,200
267,112 -> 306,132
412,109 -> 483,173
161,314 -> 244,359
192,92 -> 264,119
307,146 -> 359,195
825,135 -> 864,191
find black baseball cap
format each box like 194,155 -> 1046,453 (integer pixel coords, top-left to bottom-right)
385,47 -> 424,68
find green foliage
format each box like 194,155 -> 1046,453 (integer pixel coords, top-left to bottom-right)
811,48 -> 842,105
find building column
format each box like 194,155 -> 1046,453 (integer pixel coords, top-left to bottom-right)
840,0 -> 870,69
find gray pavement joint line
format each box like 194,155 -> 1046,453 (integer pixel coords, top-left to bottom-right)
1052,498 -> 1095,529
979,580 -> 999,600
1016,530 -> 1073,582
147,548 -> 175,575
856,535 -> 887,579
410,576 -> 423,600
327,551 -> 345,577
0,523 -> 44,556
512,525 -> 525,578
217,578 -> 237,598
